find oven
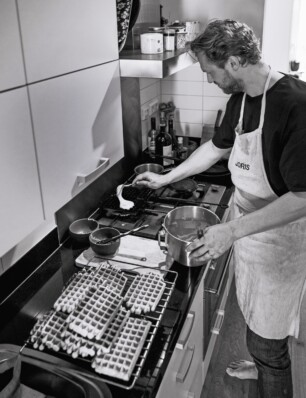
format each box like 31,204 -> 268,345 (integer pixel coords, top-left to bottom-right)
203,247 -> 233,378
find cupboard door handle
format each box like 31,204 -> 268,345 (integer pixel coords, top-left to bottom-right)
211,309 -> 224,335
176,344 -> 195,383
76,157 -> 109,186
176,311 -> 195,350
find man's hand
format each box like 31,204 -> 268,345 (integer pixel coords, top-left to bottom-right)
132,171 -> 168,190
186,223 -> 235,262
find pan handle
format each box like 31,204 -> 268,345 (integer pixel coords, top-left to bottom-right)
158,228 -> 168,252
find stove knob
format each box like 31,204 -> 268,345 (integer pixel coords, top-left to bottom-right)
211,185 -> 219,192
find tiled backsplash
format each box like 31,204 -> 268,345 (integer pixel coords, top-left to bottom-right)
139,63 -> 229,148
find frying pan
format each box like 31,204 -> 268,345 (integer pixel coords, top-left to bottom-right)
169,178 -> 203,194
167,179 -> 228,209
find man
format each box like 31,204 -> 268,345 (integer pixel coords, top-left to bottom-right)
133,19 -> 306,398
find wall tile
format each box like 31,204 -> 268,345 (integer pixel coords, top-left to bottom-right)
203,110 -> 222,125
162,80 -> 202,96
140,81 -> 160,104
139,78 -> 159,90
174,122 -> 203,138
161,94 -> 202,110
203,96 -> 228,111
203,81 -> 229,97
176,108 -> 202,124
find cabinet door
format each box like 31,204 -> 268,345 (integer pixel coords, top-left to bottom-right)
18,0 -> 118,83
156,277 -> 204,398
0,88 -> 44,256
0,1 -> 26,91
29,61 -> 124,218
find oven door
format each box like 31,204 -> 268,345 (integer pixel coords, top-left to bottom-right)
203,247 -> 233,376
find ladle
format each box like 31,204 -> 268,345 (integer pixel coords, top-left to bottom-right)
96,224 -> 150,245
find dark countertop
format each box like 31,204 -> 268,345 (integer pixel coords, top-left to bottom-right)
0,235 -> 205,398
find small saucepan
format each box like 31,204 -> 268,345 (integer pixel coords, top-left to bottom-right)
134,163 -> 164,175
69,218 -> 99,243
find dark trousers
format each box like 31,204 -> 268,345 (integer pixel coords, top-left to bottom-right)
246,325 -> 293,398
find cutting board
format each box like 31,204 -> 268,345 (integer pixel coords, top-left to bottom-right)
75,235 -> 167,270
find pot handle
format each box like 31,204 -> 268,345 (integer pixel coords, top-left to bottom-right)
158,228 -> 168,252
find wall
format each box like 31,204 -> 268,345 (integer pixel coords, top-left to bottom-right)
0,1 -> 123,273
140,0 -> 265,145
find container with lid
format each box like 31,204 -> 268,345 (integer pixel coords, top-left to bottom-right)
140,33 -> 163,54
163,29 -> 176,51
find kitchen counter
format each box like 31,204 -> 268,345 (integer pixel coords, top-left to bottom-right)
0,234 -> 206,397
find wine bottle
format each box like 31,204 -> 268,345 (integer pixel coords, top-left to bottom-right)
156,112 -> 173,166
168,117 -> 178,157
148,117 -> 157,158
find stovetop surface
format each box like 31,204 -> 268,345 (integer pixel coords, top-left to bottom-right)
95,174 -> 232,240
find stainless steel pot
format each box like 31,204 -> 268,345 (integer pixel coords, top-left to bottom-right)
160,206 -> 220,267
134,163 -> 164,175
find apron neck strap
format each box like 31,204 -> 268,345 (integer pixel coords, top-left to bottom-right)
258,66 -> 272,129
238,66 -> 272,131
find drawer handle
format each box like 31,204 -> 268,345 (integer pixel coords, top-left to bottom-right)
211,309 -> 224,335
76,157 -> 109,186
176,344 -> 195,383
176,311 -> 195,350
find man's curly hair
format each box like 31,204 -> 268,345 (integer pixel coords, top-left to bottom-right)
190,19 -> 261,68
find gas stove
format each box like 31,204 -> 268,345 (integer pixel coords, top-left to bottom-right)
93,174 -> 232,240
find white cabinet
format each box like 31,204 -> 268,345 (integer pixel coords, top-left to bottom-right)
156,277 -> 204,398
17,0 -> 118,83
29,61 -> 124,218
0,88 -> 44,256
0,1 -> 26,91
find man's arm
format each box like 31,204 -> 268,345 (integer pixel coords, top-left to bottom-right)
133,140 -> 231,189
188,191 -> 306,262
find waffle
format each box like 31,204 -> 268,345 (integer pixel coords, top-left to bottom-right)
92,317 -> 151,381
30,312 -> 53,350
53,263 -> 126,313
61,307 -> 130,358
30,311 -> 68,351
53,269 -> 95,313
67,285 -> 123,340
124,272 -> 166,314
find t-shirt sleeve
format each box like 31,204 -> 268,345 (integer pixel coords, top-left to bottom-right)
212,96 -> 238,149
279,127 -> 306,192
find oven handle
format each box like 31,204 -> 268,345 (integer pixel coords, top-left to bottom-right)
204,247 -> 233,295
176,344 -> 195,383
211,309 -> 225,335
176,311 -> 195,350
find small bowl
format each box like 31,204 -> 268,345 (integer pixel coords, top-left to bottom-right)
89,227 -> 121,256
69,218 -> 99,243
134,163 -> 164,175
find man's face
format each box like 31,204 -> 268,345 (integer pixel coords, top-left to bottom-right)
196,52 -> 244,94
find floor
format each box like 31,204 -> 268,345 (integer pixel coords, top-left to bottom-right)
201,281 -> 306,398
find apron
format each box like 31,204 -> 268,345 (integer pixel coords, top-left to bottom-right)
228,68 -> 306,339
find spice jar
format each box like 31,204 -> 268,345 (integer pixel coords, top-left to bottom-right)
163,29 -> 176,51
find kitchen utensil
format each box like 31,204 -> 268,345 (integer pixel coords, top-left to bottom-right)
134,163 -> 164,175
96,224 -> 150,245
69,218 -> 99,243
89,227 -> 121,256
160,206 -> 220,267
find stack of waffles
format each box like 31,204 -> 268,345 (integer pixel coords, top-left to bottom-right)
29,263 -> 166,381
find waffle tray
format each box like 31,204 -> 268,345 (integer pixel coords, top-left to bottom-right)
27,262 -> 177,390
